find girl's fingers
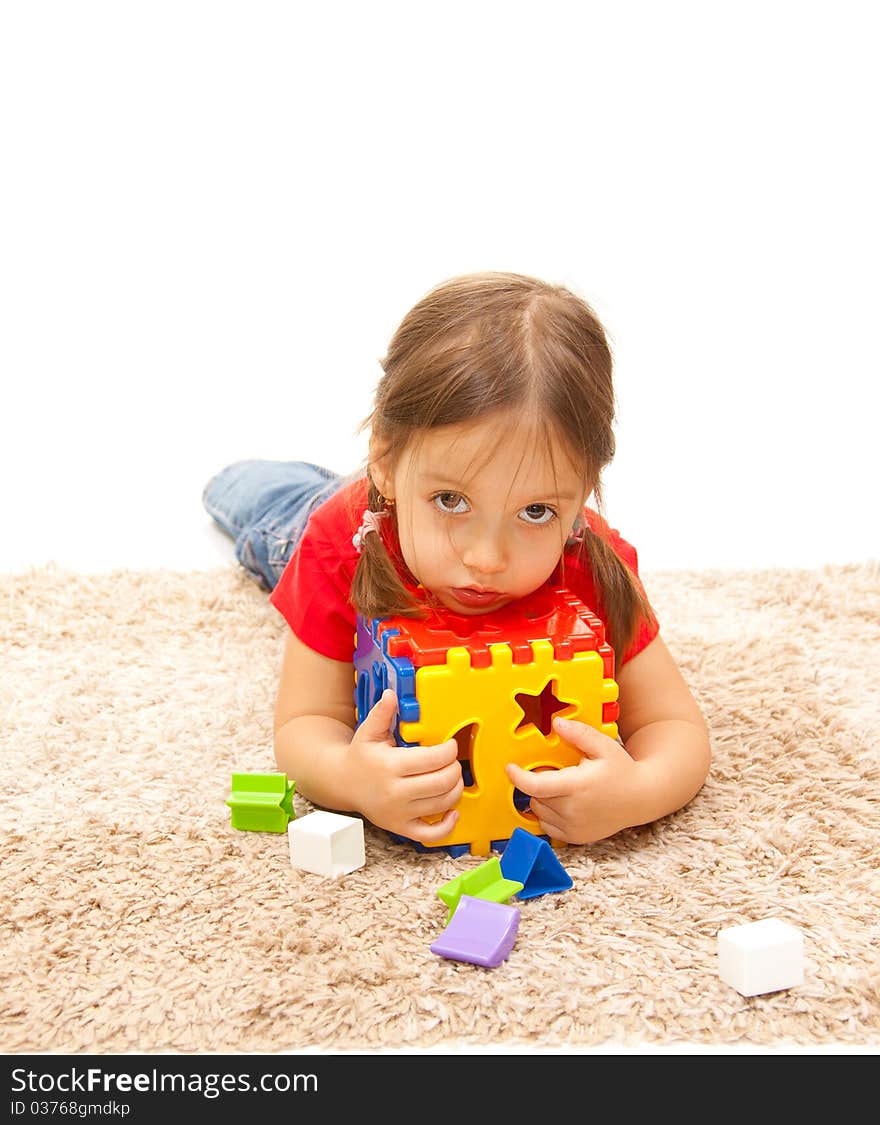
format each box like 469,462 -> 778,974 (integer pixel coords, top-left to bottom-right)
553,716 -> 613,757
529,803 -> 567,841
397,738 -> 460,776
505,761 -> 571,799
404,760 -> 462,801
410,773 -> 464,817
359,688 -> 398,737
407,807 -> 459,843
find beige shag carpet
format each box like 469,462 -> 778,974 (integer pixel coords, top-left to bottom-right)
1,561 -> 878,1054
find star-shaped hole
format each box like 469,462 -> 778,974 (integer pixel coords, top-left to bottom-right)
514,680 -> 573,737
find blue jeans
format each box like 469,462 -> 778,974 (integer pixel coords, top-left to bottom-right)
202,460 -> 343,591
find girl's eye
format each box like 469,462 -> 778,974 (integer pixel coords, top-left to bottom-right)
519,503 -> 557,526
432,491 -> 470,515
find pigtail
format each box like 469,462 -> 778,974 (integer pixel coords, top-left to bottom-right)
349,478 -> 422,621
568,525 -> 656,668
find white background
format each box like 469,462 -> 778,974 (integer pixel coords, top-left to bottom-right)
2,4 -> 877,1058
2,0 -> 877,577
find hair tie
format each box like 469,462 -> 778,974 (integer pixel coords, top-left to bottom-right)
565,514 -> 586,549
352,508 -> 389,553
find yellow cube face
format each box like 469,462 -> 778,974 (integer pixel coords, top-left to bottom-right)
400,639 -> 619,856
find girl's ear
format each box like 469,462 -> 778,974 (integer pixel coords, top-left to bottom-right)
368,436 -> 394,501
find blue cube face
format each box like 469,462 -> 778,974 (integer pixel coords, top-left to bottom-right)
354,616 -> 419,728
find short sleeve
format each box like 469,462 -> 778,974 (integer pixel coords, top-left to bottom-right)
269,516 -> 358,662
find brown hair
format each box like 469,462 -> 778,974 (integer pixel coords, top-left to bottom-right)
350,271 -> 655,664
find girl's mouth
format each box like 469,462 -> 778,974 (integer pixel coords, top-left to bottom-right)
449,586 -> 505,608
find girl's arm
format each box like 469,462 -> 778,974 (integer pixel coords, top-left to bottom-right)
273,630 -> 463,838
615,634 -> 712,825
273,629 -> 364,812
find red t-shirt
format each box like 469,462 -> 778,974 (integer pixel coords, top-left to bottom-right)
270,476 -> 659,665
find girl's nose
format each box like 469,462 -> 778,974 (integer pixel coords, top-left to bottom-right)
461,536 -> 507,576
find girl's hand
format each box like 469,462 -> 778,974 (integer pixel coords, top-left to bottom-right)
349,689 -> 463,842
504,715 -> 643,844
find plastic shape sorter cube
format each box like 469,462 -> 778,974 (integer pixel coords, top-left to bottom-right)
288,811 -> 366,878
354,584 -> 619,856
717,918 -> 805,996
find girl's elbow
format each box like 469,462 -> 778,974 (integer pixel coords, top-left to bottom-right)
694,722 -> 713,785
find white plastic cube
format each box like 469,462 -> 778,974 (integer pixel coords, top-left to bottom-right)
288,811 -> 365,878
718,918 -> 804,996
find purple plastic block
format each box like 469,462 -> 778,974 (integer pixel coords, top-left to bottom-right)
429,895 -> 520,968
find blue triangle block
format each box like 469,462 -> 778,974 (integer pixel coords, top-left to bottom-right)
499,828 -> 573,899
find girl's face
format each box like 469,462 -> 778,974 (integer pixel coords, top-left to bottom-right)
373,410 -> 588,615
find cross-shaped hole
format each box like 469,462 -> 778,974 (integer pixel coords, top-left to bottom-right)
514,680 -> 572,737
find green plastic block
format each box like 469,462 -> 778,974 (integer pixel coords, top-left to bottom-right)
436,856 -> 523,923
226,772 -> 296,833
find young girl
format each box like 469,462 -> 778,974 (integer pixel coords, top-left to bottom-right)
204,272 -> 711,847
